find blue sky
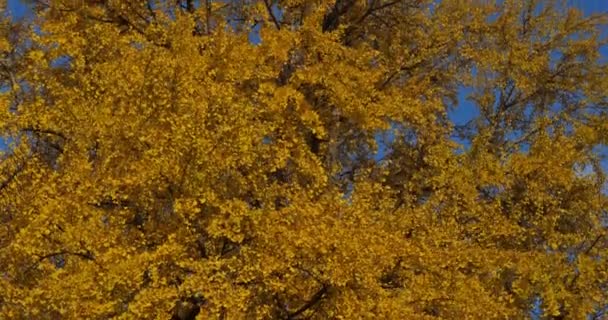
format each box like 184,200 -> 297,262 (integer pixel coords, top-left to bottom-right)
7,0 -> 27,20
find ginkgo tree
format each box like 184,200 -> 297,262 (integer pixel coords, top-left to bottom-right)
0,0 -> 607,319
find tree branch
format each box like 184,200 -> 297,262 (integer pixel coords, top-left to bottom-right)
356,0 -> 402,25
264,0 -> 281,30
287,284 -> 328,319
22,127 -> 67,140
322,0 -> 356,32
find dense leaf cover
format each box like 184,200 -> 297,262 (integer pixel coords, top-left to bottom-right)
0,0 -> 607,319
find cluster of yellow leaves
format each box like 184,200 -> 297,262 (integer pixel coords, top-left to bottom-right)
0,0 -> 607,319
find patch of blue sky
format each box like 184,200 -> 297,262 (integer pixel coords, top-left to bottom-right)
7,0 -> 29,21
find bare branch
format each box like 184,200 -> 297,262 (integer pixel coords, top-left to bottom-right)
264,0 -> 281,30
356,0 -> 402,25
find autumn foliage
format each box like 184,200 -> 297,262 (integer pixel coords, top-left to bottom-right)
0,0 -> 608,319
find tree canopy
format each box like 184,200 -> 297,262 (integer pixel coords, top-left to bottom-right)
0,0 -> 607,319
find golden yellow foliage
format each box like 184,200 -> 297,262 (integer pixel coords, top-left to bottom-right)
0,0 -> 607,319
